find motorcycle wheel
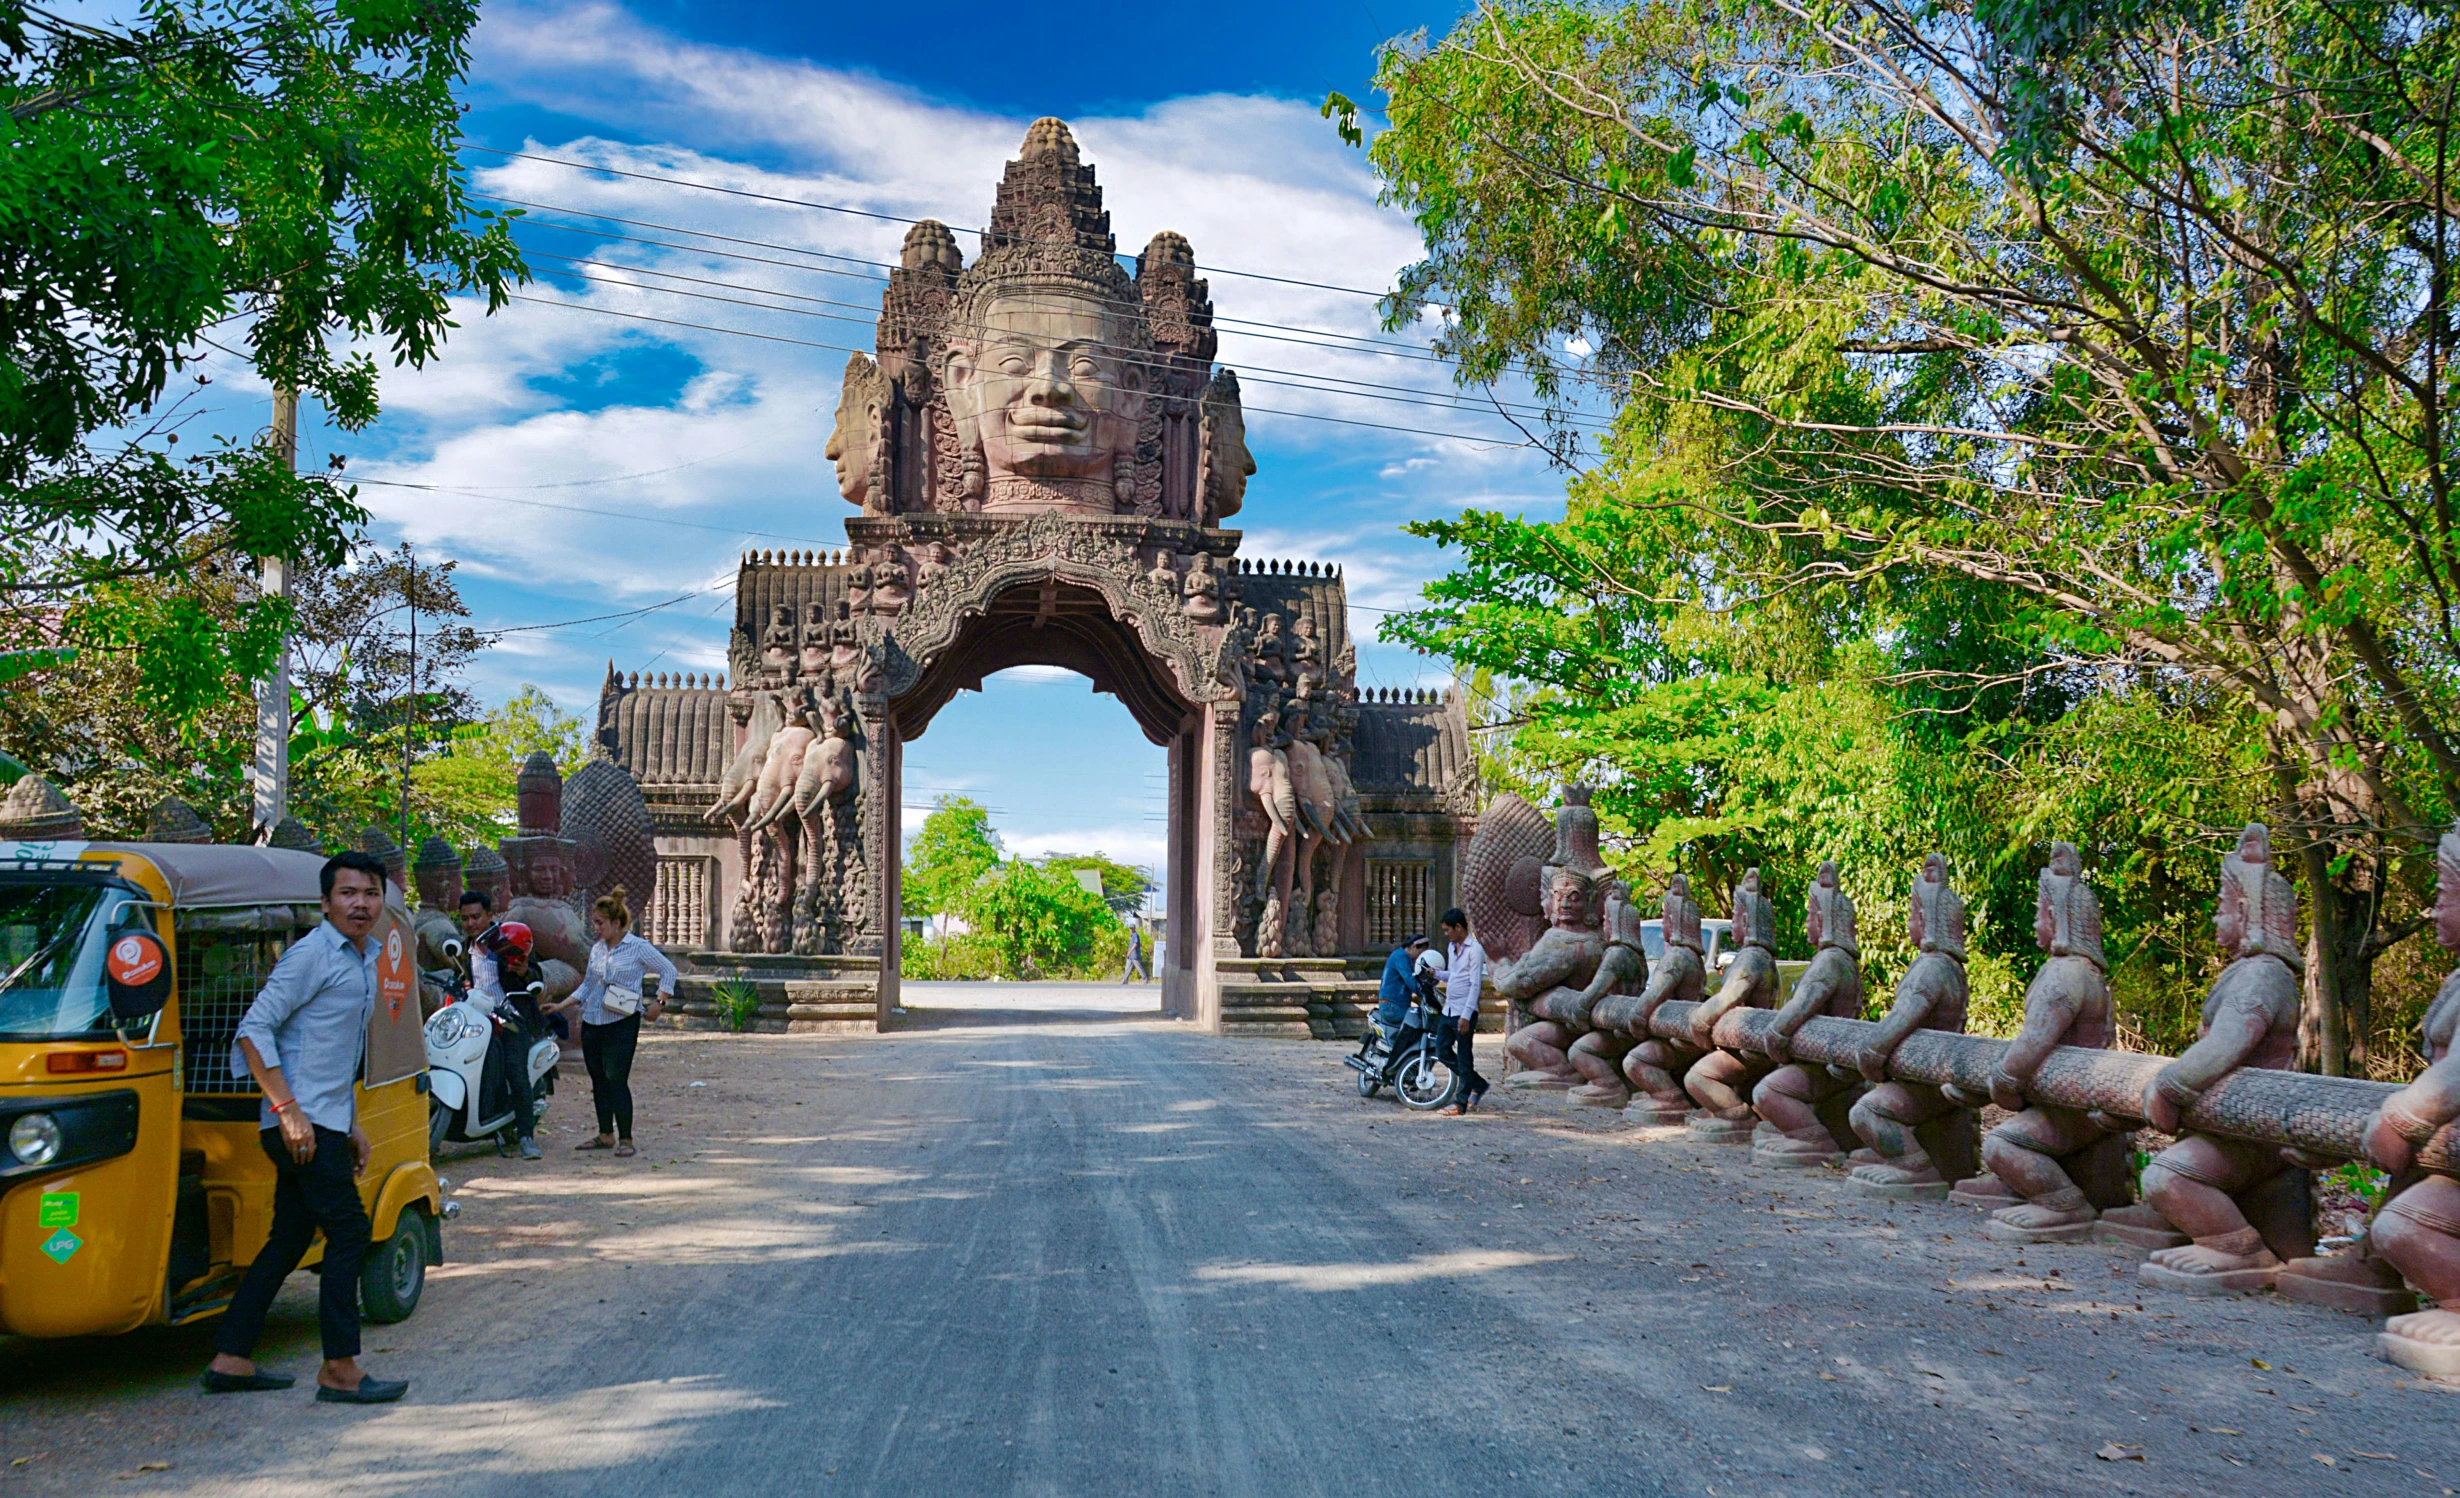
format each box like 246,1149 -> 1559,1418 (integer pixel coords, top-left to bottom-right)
1355,1063 -> 1382,1098
1393,1047 -> 1457,1111
427,1096 -> 451,1155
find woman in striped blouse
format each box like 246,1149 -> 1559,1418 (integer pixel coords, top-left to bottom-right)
570,887 -> 679,1158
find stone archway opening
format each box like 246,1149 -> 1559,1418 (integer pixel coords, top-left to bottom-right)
883,579 -> 1203,1021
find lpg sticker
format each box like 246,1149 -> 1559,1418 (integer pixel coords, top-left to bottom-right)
40,1228 -> 80,1264
377,923 -> 411,1018
107,933 -> 162,986
37,1191 -> 77,1228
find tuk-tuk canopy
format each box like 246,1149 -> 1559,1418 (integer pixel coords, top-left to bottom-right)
4,841 -> 407,908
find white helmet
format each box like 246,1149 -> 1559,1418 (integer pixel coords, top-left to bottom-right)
1416,947 -> 1447,978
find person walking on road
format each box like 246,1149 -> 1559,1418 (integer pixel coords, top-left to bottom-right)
1121,921 -> 1149,984
572,887 -> 675,1159
202,851 -> 410,1404
1437,907 -> 1489,1115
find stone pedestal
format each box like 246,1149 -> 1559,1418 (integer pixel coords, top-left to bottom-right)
666,951 -> 880,1033
1212,955 -> 1378,1039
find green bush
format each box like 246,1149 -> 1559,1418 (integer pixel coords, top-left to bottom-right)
709,980 -> 763,1034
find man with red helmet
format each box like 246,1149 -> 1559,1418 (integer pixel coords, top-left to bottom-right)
474,919 -> 549,1161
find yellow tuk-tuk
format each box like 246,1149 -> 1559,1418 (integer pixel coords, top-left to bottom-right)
0,839 -> 441,1340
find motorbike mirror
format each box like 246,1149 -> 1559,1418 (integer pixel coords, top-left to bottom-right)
441,936 -> 464,959
104,930 -> 173,1023
523,980 -> 547,997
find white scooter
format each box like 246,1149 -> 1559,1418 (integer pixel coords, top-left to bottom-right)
424,946 -> 559,1155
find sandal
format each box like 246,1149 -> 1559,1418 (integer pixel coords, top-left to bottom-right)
613,1141 -> 636,1157
575,1138 -> 613,1151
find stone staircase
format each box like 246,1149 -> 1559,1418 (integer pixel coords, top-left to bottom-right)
1215,956 -> 1384,1040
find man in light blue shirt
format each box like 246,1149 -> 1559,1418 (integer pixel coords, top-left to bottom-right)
203,851 -> 409,1405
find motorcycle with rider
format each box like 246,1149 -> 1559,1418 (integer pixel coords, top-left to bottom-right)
1345,935 -> 1454,1110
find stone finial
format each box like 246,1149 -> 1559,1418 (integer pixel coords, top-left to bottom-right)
413,836 -> 463,912
145,796 -> 212,844
461,845 -> 509,907
900,219 -> 962,274
0,775 -> 81,839
356,825 -> 407,893
515,752 -> 563,837
1020,115 -> 1081,165
268,816 -> 319,852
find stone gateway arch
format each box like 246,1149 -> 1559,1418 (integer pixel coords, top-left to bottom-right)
596,120 -> 1478,1032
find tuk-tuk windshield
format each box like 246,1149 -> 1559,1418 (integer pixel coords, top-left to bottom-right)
0,877 -> 150,1041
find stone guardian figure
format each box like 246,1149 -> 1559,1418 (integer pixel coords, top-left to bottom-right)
1977,842 -> 2130,1243
1845,854 -> 1975,1199
1616,876 -> 1709,1124
1681,869 -> 1783,1141
2137,824 -> 2313,1293
2363,820 -> 2460,1373
1749,862 -> 1867,1169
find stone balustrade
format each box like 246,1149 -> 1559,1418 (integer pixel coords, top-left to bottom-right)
1647,999 -> 2450,1173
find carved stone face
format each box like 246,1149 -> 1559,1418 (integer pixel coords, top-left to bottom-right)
516,843 -> 571,900
945,287 -> 1148,502
824,354 -> 883,507
2214,870 -> 2247,956
1546,872 -> 1594,931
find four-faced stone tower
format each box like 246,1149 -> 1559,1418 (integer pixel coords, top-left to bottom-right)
599,120 -> 1478,1032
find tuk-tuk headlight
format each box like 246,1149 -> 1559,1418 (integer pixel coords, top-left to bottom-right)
7,1112 -> 62,1168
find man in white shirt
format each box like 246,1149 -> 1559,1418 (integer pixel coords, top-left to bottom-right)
1438,907 -> 1490,1113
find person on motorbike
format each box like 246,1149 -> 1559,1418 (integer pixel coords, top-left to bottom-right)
1373,935 -> 1431,1079
472,921 -> 549,1161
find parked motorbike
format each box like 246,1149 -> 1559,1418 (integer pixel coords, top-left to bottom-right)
1344,983 -> 1455,1111
423,946 -> 558,1155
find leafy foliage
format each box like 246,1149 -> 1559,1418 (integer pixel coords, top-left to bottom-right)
901,797 -> 1003,921
956,858 -> 1121,981
0,0 -> 524,703
1364,0 -> 2460,1073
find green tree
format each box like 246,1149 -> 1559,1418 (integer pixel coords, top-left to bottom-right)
902,796 -> 1003,922
956,858 -> 1119,980
1044,852 -> 1153,917
1363,0 -> 2460,1073
0,0 -> 525,719
410,686 -> 590,848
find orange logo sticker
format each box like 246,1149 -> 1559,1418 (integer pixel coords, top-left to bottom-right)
107,934 -> 161,987
377,924 -> 412,1018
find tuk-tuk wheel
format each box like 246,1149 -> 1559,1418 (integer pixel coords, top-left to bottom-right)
361,1210 -> 430,1324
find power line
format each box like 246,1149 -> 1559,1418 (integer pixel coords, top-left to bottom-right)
501,291 -> 1547,447
466,144 -> 1404,301
516,255 -> 1613,431
485,192 -> 1465,364
348,474 -> 839,544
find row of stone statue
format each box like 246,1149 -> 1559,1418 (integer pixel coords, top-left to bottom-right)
1469,789 -> 2460,1376
1242,610 -> 1367,958
705,681 -> 866,955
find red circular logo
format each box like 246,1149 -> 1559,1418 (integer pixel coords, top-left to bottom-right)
107,934 -> 161,987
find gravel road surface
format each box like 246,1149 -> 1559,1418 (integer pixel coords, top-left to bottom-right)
2,983 -> 2451,1496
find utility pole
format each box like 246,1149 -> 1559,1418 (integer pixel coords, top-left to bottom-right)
400,548 -> 416,863
250,388 -> 297,841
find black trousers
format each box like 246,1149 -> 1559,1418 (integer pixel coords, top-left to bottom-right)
1438,1014 -> 1488,1097
213,1125 -> 370,1362
583,1013 -> 641,1139
490,1020 -> 536,1139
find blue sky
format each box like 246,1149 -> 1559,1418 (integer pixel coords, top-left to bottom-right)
232,0 -> 1580,887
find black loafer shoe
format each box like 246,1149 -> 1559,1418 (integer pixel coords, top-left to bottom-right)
315,1377 -> 408,1404
201,1369 -> 296,1393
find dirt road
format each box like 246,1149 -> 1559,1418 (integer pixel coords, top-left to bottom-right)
1,983 -> 2450,1496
